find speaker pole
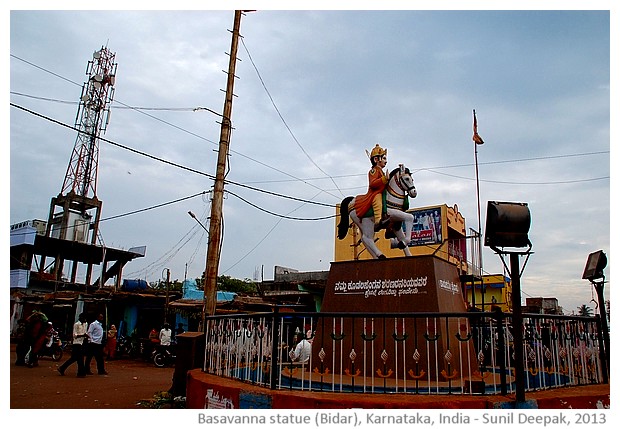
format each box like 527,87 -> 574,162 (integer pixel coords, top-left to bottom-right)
510,252 -> 525,402
593,278 -> 610,378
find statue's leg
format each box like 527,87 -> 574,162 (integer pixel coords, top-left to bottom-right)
350,211 -> 380,259
359,217 -> 383,259
387,209 -> 414,256
401,211 -> 414,248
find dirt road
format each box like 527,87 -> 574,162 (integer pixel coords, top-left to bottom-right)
9,344 -> 175,409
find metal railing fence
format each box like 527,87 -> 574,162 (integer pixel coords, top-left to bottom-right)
203,310 -> 606,395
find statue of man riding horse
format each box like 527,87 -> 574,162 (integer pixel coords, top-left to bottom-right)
337,144 -> 417,259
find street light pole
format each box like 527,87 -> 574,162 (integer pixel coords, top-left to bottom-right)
202,11 -> 243,327
188,211 -> 209,233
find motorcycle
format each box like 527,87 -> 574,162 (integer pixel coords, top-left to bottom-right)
152,344 -> 176,367
36,328 -> 64,362
116,334 -> 138,358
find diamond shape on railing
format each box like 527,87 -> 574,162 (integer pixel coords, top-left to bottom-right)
559,347 -> 567,359
381,349 -> 388,364
318,348 -> 326,362
412,349 -> 421,363
444,349 -> 453,363
545,347 -> 552,360
478,350 -> 485,364
349,348 -> 357,362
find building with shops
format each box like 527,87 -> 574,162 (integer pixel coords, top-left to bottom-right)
9,219 -> 176,342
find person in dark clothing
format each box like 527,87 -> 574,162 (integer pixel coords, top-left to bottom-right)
58,313 -> 88,377
15,311 -> 49,367
174,323 -> 185,340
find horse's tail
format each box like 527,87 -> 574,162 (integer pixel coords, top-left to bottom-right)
337,197 -> 354,240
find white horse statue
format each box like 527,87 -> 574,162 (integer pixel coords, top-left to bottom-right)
337,164 -> 417,259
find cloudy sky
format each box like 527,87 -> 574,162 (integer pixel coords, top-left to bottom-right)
7,4 -> 613,315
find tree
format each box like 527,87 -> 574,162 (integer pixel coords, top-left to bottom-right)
196,274 -> 257,294
577,304 -> 593,317
150,279 -> 183,292
218,275 -> 257,294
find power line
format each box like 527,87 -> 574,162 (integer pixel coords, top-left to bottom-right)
241,149 -> 610,186
12,53 -> 609,195
10,102 -> 336,209
240,37 -> 344,198
11,101 -> 609,227
10,53 -> 341,201
10,91 -> 212,112
227,190 -> 335,221
100,191 -> 210,222
426,169 -> 609,185
221,189 -> 330,274
415,151 -> 610,172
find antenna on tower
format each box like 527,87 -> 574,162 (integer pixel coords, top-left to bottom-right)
41,46 -> 117,286
62,46 -> 116,198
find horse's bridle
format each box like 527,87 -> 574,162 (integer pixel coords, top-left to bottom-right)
395,170 -> 416,193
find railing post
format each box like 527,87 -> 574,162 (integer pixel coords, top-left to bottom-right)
493,307 -> 507,395
270,307 -> 281,390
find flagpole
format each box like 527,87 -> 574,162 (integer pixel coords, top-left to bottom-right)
473,109 -> 484,310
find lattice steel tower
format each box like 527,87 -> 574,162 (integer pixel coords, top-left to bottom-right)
42,46 -> 117,284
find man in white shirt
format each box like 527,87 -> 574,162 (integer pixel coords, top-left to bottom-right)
58,313 -> 88,377
292,335 -> 312,363
84,313 -> 107,375
159,323 -> 172,346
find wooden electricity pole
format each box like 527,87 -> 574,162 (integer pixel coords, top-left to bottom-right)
203,10 -> 243,326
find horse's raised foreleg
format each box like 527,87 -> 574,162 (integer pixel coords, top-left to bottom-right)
386,208 -> 414,256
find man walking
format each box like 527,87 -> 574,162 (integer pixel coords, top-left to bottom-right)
58,313 -> 88,377
84,313 -> 108,375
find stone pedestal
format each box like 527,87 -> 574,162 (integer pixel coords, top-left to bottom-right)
313,255 -> 476,384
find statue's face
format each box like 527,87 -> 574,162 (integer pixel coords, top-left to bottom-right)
375,154 -> 387,168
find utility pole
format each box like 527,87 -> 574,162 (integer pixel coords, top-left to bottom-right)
202,11 -> 243,326
164,268 -> 170,324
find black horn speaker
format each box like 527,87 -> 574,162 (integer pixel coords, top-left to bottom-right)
484,201 -> 531,248
582,250 -> 607,281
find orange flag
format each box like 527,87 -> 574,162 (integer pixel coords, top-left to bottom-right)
473,109 -> 484,144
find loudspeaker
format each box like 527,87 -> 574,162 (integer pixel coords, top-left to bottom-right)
484,201 -> 531,248
582,250 -> 607,281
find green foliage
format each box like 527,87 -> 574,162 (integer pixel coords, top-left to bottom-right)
149,279 -> 183,292
218,275 -> 257,294
195,274 -> 257,294
577,304 -> 593,317
137,391 -> 185,409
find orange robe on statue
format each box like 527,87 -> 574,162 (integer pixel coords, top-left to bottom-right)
354,166 -> 388,221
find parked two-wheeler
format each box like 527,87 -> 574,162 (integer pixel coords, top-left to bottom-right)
152,345 -> 176,367
36,328 -> 64,362
116,335 -> 139,358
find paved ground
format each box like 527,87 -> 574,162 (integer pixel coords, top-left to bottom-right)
9,342 -> 610,410
9,344 -> 175,409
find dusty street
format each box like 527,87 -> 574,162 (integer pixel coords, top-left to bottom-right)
9,343 -> 175,409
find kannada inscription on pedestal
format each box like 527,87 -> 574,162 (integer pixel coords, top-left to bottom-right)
313,255 -> 476,382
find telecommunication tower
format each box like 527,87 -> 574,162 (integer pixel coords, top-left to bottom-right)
42,46 -> 117,284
